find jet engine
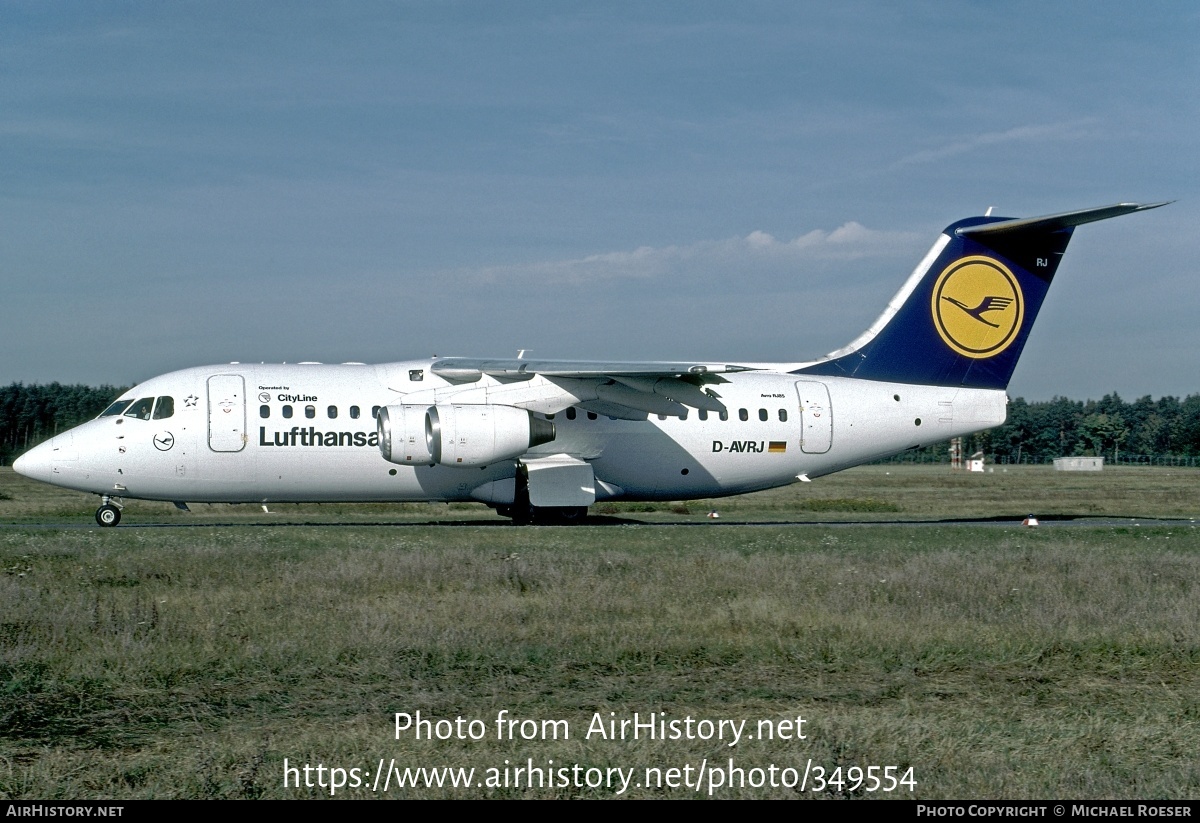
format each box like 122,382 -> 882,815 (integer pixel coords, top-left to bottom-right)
376,404 -> 435,465
378,404 -> 555,467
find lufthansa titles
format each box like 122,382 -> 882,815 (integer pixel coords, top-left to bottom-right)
259,426 -> 379,447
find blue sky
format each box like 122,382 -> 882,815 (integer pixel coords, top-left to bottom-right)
3,2 -> 1196,400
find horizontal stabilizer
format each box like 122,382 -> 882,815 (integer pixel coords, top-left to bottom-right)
957,202 -> 1170,237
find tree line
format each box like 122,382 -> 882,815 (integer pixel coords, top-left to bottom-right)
0,383 -> 126,466
905,393 -> 1200,465
2,383 -> 1200,467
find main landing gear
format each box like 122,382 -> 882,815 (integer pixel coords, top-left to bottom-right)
497,504 -> 589,525
496,465 -> 589,525
96,496 -> 123,527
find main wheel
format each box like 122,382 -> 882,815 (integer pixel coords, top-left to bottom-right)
554,506 -> 588,525
531,506 -> 588,525
96,504 -> 121,527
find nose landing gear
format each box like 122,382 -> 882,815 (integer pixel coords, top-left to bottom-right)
96,496 -> 123,527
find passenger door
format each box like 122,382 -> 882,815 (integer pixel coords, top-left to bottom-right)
794,381 -> 833,454
207,375 -> 247,452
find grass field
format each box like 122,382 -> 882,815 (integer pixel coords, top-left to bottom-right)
1,465 -> 1197,799
3,463 -> 1198,525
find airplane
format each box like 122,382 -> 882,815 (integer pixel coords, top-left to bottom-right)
13,202 -> 1166,526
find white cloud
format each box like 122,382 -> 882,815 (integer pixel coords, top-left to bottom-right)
455,222 -> 922,286
893,119 -> 1100,167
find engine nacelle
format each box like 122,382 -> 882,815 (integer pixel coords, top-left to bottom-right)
378,404 -> 555,467
376,404 -> 435,465
430,404 -> 556,466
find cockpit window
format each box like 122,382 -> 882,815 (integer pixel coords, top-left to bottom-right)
99,400 -> 134,417
152,396 -> 174,420
123,398 -> 155,420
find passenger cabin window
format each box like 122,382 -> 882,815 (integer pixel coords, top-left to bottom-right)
100,400 -> 133,417
779,409 -> 788,422
719,410 -> 729,421
124,398 -> 154,420
328,405 -> 338,419
587,412 -> 597,420
739,409 -> 748,421
350,406 -> 360,419
282,405 -> 293,419
260,405 -> 270,419
152,396 -> 174,420
759,409 -> 768,422
698,410 -> 708,421
566,408 -> 577,420
371,406 -> 381,419
305,405 -> 316,419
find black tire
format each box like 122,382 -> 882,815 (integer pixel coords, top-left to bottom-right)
96,504 -> 121,527
531,506 -> 588,525
555,506 -> 589,525
508,463 -> 533,525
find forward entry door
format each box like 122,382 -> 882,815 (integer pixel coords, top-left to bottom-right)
207,375 -> 247,452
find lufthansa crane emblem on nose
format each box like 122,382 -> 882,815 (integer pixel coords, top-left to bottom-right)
153,432 -> 175,451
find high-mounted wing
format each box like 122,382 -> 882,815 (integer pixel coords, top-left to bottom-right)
430,358 -> 756,381
416,358 -> 760,419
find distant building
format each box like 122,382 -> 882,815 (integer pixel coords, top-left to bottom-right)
1053,457 -> 1104,472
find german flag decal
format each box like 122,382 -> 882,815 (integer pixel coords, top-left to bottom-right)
768,441 -> 787,453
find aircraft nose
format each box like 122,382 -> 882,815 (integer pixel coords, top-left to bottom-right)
13,440 -> 54,483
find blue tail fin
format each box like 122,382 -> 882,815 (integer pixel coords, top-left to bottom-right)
797,203 -> 1167,390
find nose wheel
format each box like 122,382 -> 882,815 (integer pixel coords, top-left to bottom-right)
96,497 -> 123,527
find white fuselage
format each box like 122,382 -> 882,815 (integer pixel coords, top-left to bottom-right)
18,360 -> 1006,505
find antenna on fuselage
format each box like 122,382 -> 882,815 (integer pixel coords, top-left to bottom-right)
517,349 -> 531,360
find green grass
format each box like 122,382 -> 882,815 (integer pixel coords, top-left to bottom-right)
0,466 -> 1198,798
3,464 -> 1198,526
